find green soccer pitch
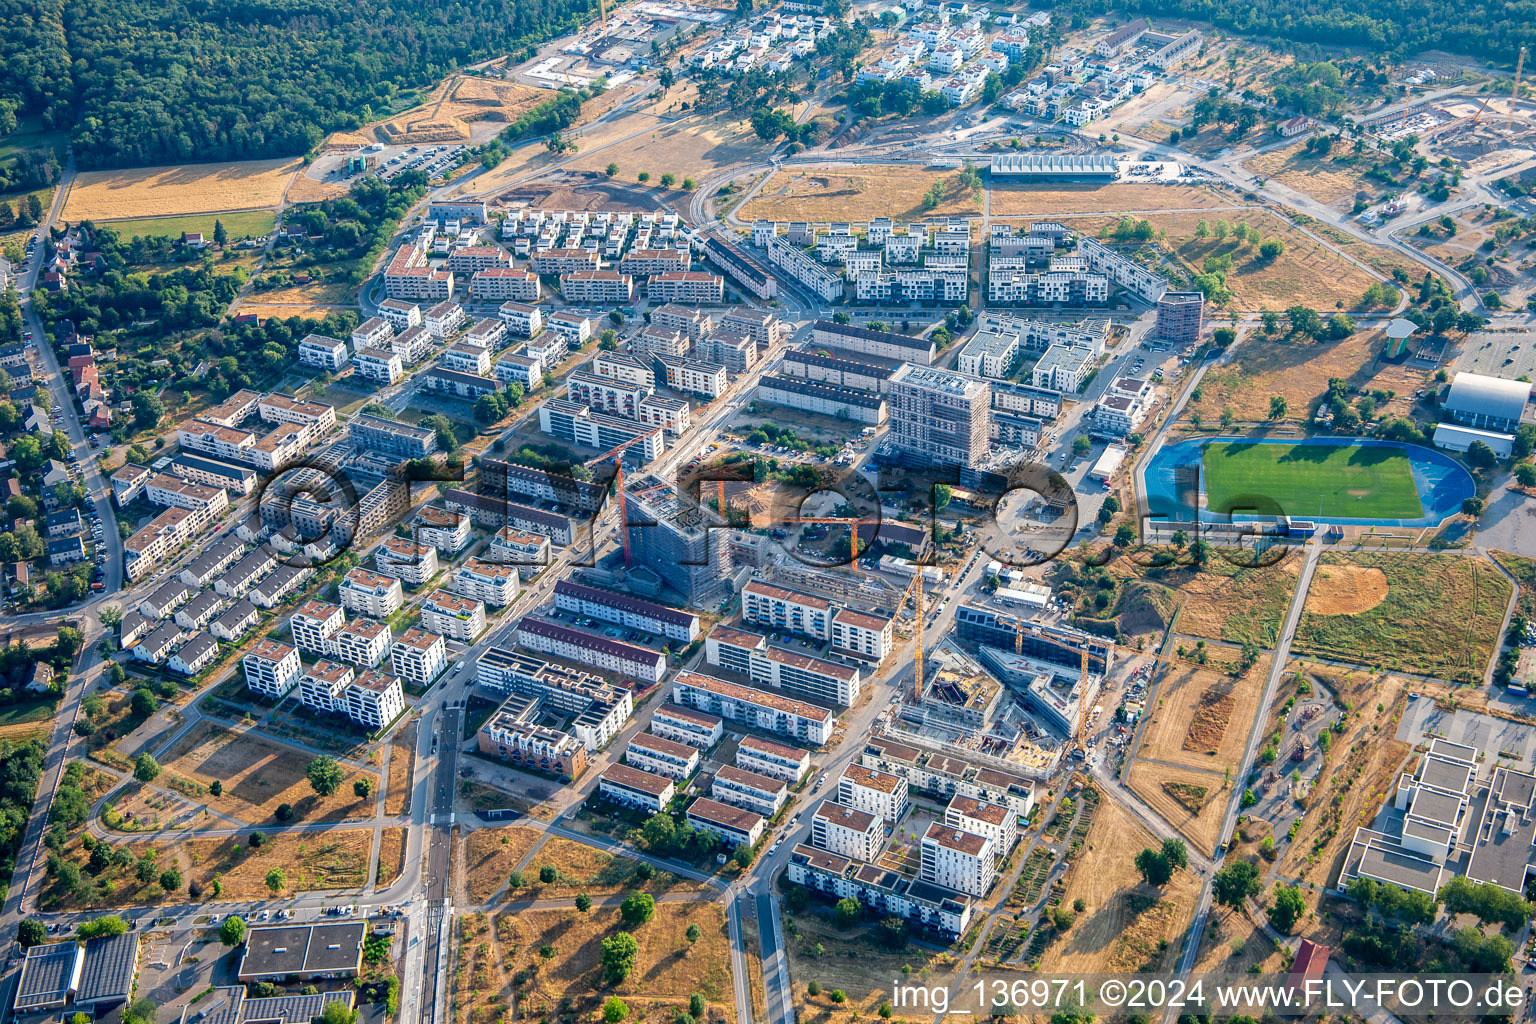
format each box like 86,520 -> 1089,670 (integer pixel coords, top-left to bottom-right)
1201,442 -> 1425,519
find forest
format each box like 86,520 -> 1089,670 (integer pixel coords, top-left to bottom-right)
0,0 -> 598,169
1076,0 -> 1530,64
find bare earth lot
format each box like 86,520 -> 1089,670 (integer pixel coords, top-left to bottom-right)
1134,656 -> 1270,774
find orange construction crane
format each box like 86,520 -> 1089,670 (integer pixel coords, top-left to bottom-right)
783,516 -> 876,572
583,428 -> 664,569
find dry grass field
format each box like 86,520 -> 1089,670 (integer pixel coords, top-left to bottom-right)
1106,557 -> 1301,647
521,837 -> 708,898
62,158 -> 302,221
455,902 -> 734,1024
1126,760 -> 1230,856
1191,903 -> 1285,974
58,830 -> 372,907
1068,208 -> 1381,309
385,724 -> 416,816
462,825 -> 543,902
378,827 -> 406,888
1292,553 -> 1511,683
563,111 -> 765,188
1186,327 -> 1431,423
1277,665 -> 1413,889
231,301 -> 356,322
783,910 -> 958,1023
989,182 -> 1233,218
1039,798 -> 1200,974
1134,657 -> 1270,774
741,165 -> 982,222
1244,143 -> 1390,208
161,722 -> 379,826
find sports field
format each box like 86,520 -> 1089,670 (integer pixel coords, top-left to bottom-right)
1202,441 -> 1423,519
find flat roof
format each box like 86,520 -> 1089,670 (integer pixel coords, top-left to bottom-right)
739,734 -> 808,761
237,922 -> 366,979
629,732 -> 699,760
15,941 -> 80,1010
654,702 -> 723,728
76,932 -> 141,1004
687,796 -> 765,832
948,795 -> 1009,825
743,579 -> 831,610
843,763 -> 903,794
601,762 -> 675,796
924,821 -> 989,856
673,671 -> 835,724
715,764 -> 787,793
813,800 -> 876,832
555,578 -> 698,627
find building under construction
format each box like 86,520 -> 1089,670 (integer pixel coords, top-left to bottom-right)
977,646 -> 1101,741
623,475 -> 735,608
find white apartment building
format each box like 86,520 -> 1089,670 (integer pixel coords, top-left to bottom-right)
599,763 -> 676,813
413,506 -> 471,554
335,619 -> 392,669
339,568 -> 404,619
945,795 -> 1018,855
811,801 -> 884,862
742,580 -> 832,640
390,627 -> 448,687
243,639 -> 302,699
464,317 -> 507,350
453,558 -> 520,607
737,735 -> 811,783
289,599 -> 346,655
498,301 -> 544,338
687,797 -> 766,848
626,732 -> 701,780
352,317 -> 394,350
838,764 -> 910,823
648,272 -> 724,305
712,764 -> 789,816
298,660 -> 354,714
920,822 -> 995,897
671,671 -> 835,745
830,607 -> 894,663
471,269 -> 541,303
353,346 -> 403,385
425,301 -> 468,339
299,334 -> 348,372
488,528 -> 552,578
375,537 -> 440,586
420,590 -> 487,643
560,271 -> 635,304
391,325 -> 434,365
651,703 -> 725,749
344,670 -> 406,729
765,236 -> 843,302
378,299 -> 421,331
441,342 -> 491,375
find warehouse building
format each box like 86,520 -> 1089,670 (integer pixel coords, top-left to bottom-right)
988,153 -> 1118,181
1445,372 -> 1531,433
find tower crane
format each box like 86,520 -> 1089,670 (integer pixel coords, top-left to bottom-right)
781,515 -> 877,573
582,428 -> 664,569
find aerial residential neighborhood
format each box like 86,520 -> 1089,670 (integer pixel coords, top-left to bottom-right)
4,0 -> 1536,1022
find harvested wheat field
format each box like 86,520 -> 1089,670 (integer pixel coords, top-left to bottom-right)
1305,563 -> 1390,615
285,173 -> 352,204
741,165 -> 982,222
1186,327 -> 1430,423
1293,552 -> 1510,683
161,721 -> 379,826
521,837 -> 708,897
1135,657 -> 1269,773
63,158 -> 302,221
1040,798 -> 1200,974
461,902 -> 733,1024
462,825 -> 542,903
378,827 -> 406,888
989,182 -> 1233,218
1127,760 -> 1229,855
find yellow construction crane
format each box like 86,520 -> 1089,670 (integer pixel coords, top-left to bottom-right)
1510,46 -> 1528,132
1471,91 -> 1496,126
783,515 -> 875,573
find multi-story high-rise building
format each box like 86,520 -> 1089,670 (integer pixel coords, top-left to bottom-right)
1155,290 -> 1205,346
389,627 -> 447,687
243,639 -> 302,698
421,590 -> 486,643
887,364 -> 992,469
344,670 -> 406,728
624,477 -> 732,607
811,801 -> 884,861
297,660 -> 354,714
920,822 -> 995,896
838,763 -> 910,824
339,568 -> 404,619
